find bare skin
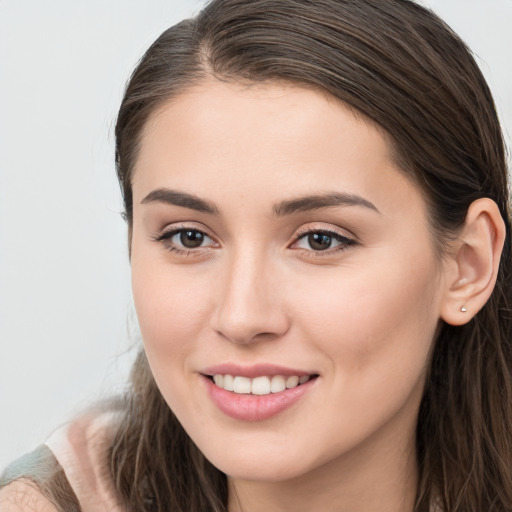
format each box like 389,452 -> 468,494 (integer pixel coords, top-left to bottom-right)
0,480 -> 58,512
129,80 -> 504,512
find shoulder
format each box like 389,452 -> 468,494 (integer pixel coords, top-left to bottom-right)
46,405 -> 126,511
0,402 -> 125,512
0,479 -> 59,512
0,444 -> 79,512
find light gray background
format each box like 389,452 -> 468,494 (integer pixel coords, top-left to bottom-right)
1,0 -> 511,470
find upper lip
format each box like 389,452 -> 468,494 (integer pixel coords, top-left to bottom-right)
201,363 -> 316,379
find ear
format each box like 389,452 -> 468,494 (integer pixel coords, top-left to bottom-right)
440,198 -> 506,326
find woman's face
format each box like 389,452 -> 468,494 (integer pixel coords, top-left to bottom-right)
130,81 -> 447,483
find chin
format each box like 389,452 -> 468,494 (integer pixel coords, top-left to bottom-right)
211,455 -> 312,483
193,433 -> 328,483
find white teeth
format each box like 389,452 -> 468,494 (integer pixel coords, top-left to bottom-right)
270,375 -> 286,393
223,374 -> 234,391
285,376 -> 299,389
251,376 -> 271,395
233,376 -> 251,394
212,373 -> 312,394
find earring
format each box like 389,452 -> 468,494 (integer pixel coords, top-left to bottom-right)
460,306 -> 467,313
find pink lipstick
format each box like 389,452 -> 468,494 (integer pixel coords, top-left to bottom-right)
201,364 -> 318,421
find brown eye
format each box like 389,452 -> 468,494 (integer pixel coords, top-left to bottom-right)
180,230 -> 205,248
155,227 -> 216,253
308,232 -> 333,251
293,229 -> 355,254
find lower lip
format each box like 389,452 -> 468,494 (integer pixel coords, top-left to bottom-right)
203,376 -> 317,422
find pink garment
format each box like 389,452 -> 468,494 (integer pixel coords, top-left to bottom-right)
45,411 -> 126,512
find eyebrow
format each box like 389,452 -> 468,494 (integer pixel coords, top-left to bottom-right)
273,192 -> 380,216
141,188 -> 379,216
141,188 -> 219,214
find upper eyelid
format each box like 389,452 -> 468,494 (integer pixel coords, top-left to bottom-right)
293,225 -> 356,241
156,223 -> 214,239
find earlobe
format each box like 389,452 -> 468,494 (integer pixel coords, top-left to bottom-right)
440,198 -> 506,326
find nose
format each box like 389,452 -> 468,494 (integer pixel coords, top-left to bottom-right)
210,248 -> 290,345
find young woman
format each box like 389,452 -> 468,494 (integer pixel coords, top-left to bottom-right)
1,0 -> 511,511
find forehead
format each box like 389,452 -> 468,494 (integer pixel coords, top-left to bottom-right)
140,80 -> 379,142
132,79 -> 423,219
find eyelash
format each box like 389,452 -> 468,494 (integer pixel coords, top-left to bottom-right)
292,228 -> 356,257
152,225 -> 356,257
153,226 -> 217,257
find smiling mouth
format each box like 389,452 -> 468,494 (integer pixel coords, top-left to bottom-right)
208,374 -> 318,395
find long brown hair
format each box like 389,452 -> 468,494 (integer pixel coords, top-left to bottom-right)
111,1 -> 512,510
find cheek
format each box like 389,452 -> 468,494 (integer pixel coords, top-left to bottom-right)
293,248 -> 441,407
130,254 -> 213,373
131,261 -> 214,418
